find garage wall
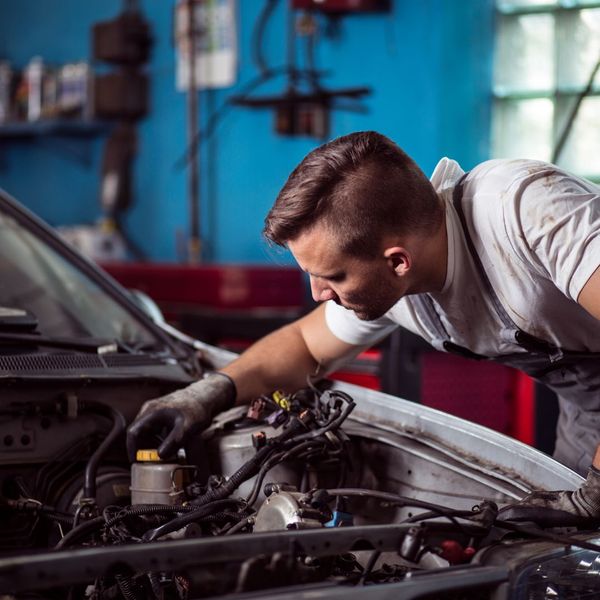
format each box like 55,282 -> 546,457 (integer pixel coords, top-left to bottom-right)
0,1 -> 494,264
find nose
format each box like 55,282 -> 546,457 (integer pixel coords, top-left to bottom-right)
309,276 -> 337,303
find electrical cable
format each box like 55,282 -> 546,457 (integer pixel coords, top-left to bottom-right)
301,12 -> 321,92
252,0 -> 279,77
497,518 -> 600,552
404,508 -> 479,524
321,488 -> 489,534
552,55 -> 600,164
359,549 -> 381,585
224,515 -> 255,535
56,502 -> 207,549
143,498 -> 243,541
174,66 -> 324,170
175,1 -> 334,170
189,412 -> 315,508
55,516 -> 106,549
286,2 -> 299,91
246,440 -> 328,507
284,395 -> 355,445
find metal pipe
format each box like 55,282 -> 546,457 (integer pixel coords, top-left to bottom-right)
186,0 -> 201,263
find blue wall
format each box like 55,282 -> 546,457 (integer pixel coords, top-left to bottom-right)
0,0 -> 494,264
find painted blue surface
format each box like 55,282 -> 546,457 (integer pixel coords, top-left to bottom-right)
0,0 -> 494,264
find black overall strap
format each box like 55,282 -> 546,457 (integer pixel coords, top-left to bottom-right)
451,173 -> 565,363
410,294 -> 487,360
408,174 -> 489,362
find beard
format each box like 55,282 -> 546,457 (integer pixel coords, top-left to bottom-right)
338,286 -> 399,321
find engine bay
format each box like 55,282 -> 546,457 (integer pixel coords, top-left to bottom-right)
1,376 -> 600,599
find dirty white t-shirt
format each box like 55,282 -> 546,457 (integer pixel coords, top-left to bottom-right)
325,158 -> 600,356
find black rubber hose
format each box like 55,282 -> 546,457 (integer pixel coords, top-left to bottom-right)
246,440 -> 327,507
79,400 -> 127,500
115,574 -> 140,600
143,499 -> 243,541
104,504 -> 196,528
189,414 -> 310,507
54,516 -> 106,549
322,488 -> 487,534
6,499 -> 75,527
56,504 -> 197,548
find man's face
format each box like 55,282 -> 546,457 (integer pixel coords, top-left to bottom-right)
288,223 -> 404,321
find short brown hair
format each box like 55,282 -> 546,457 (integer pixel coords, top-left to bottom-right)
263,131 -> 443,258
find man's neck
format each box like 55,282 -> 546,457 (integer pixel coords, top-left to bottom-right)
410,219 -> 448,295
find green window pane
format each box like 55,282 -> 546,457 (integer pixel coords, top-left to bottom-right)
496,0 -> 558,11
495,13 -> 555,94
557,96 -> 600,174
557,8 -> 600,89
492,98 -> 554,160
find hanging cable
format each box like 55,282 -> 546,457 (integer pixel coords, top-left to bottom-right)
552,55 -> 600,164
252,0 -> 279,76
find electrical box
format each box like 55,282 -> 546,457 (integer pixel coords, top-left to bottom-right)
275,102 -> 328,138
92,12 -> 152,65
291,0 -> 390,13
94,71 -> 148,119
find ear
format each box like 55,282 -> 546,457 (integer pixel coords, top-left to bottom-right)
384,246 -> 411,276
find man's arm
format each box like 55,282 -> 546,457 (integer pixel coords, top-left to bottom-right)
127,303 -> 362,458
578,265 -> 600,321
222,302 -> 362,404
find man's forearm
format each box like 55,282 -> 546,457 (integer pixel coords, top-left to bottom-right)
220,321 -> 320,404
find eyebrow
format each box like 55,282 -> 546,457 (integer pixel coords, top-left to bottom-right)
309,269 -> 344,280
295,260 -> 343,280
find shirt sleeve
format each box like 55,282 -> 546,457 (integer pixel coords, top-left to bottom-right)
514,169 -> 600,302
324,300 -> 399,346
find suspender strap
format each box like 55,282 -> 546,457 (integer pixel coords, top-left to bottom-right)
410,293 -> 449,352
411,293 -> 487,360
451,175 -> 518,333
452,174 -> 564,362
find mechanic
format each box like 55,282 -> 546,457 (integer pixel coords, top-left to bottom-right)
128,130 -> 600,517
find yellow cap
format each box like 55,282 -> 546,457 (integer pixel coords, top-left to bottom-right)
136,449 -> 160,462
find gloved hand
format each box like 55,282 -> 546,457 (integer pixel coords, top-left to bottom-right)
126,372 -> 236,461
499,466 -> 600,526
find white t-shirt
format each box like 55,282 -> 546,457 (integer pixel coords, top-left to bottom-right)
325,157 -> 600,357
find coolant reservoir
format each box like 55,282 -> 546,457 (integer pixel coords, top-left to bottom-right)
130,450 -> 185,505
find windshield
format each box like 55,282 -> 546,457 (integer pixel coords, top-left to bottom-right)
0,208 -> 158,348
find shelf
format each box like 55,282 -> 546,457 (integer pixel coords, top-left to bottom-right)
0,119 -> 108,139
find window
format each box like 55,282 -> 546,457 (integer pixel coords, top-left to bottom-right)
492,0 -> 600,180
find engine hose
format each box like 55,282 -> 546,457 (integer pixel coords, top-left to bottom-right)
246,440 -> 326,506
54,515 -> 106,549
104,504 -> 197,528
6,499 -> 75,527
144,499 -> 243,541
322,488 -> 489,534
285,399 -> 355,447
195,511 -> 243,525
78,400 -> 127,501
47,511 -> 75,527
190,414 -> 310,508
115,574 -> 140,600
56,504 -> 202,549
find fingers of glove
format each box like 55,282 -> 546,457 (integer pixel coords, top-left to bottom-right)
498,504 -> 590,527
135,396 -> 173,420
517,491 -> 562,508
573,468 -> 600,516
156,412 -> 187,460
126,408 -> 180,462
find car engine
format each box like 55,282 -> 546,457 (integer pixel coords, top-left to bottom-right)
2,375 -> 600,600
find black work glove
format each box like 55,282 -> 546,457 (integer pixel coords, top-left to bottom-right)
499,466 -> 600,527
126,372 -> 236,461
